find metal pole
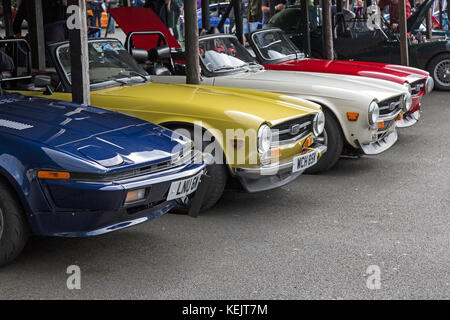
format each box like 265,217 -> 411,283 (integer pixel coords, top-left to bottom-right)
232,0 -> 243,43
201,0 -> 210,30
399,0 -> 409,66
426,8 -> 433,39
2,0 -> 13,38
26,0 -> 46,71
300,0 -> 311,56
184,0 -> 201,85
68,0 -> 91,105
439,0 -> 443,29
321,0 -> 334,60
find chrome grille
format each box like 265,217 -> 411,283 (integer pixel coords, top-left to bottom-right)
410,80 -> 425,96
378,96 -> 403,118
271,115 -> 314,145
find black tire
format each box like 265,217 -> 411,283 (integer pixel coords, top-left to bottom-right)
170,127 -> 227,213
0,181 -> 29,267
428,53 -> 450,91
305,109 -> 344,174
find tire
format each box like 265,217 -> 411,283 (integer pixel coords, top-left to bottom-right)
170,127 -> 227,213
305,109 -> 344,174
428,53 -> 450,91
0,181 -> 29,267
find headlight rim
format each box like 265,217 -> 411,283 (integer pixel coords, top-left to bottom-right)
425,76 -> 434,94
257,124 -> 272,154
368,101 -> 380,125
313,110 -> 325,137
403,92 -> 412,112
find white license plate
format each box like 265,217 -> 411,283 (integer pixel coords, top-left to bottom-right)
292,151 -> 318,172
167,172 -> 202,201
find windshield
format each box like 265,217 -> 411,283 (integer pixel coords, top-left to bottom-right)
199,36 -> 258,73
56,40 -> 148,86
251,30 -> 301,61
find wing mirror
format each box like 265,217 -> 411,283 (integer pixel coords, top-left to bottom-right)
131,48 -> 149,63
34,75 -> 53,95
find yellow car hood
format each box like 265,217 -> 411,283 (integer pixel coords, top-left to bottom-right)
91,82 -> 320,127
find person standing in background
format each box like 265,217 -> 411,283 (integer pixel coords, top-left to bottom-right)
106,0 -> 119,34
378,0 -> 411,30
159,0 -> 181,38
261,0 -> 286,28
91,0 -> 105,37
242,0 -> 259,45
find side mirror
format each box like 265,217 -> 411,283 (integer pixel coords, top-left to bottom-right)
148,46 -> 171,62
34,75 -> 53,95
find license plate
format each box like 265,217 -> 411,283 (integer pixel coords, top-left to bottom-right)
167,172 -> 202,201
292,150 -> 318,172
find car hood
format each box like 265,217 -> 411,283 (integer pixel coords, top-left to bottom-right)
0,94 -> 187,168
270,58 -> 427,84
407,0 -> 434,32
213,69 -> 408,102
91,82 -> 321,127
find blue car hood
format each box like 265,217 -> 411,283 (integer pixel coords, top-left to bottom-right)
0,94 -> 186,168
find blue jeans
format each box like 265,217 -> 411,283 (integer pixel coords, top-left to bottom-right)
93,11 -> 102,38
108,15 -> 116,33
243,18 -> 259,34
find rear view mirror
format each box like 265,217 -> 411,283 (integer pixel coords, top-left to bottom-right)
131,48 -> 149,63
34,75 -> 53,95
149,46 -> 171,62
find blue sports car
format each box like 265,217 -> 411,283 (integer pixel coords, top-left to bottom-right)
0,92 -> 205,266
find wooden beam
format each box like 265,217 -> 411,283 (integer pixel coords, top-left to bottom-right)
201,0 -> 210,31
399,0 -> 409,65
300,0 -> 311,56
321,0 -> 334,60
184,0 -> 201,85
2,0 -> 13,38
426,8 -> 433,39
26,0 -> 46,71
232,0 -> 243,43
68,0 -> 90,105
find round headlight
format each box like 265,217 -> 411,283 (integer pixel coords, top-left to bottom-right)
425,76 -> 434,94
313,110 -> 325,136
403,92 -> 412,112
257,124 -> 272,153
368,101 -> 379,125
403,82 -> 412,94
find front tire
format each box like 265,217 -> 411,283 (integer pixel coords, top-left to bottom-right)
306,109 -> 344,174
0,182 -> 29,267
171,127 -> 227,213
428,53 -> 450,91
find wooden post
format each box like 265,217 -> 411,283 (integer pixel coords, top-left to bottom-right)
184,0 -> 201,85
399,0 -> 409,66
2,0 -> 13,38
439,0 -> 443,29
68,0 -> 90,105
26,0 -> 46,71
232,0 -> 243,43
426,8 -> 433,39
336,0 -> 342,13
300,0 -> 311,56
201,0 -> 210,31
321,0 -> 334,60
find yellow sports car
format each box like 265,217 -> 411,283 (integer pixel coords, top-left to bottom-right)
12,39 -> 326,211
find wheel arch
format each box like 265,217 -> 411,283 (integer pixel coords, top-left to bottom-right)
0,167 -> 31,217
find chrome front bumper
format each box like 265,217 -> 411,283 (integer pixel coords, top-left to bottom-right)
359,130 -> 398,155
397,110 -> 420,128
233,144 -> 327,193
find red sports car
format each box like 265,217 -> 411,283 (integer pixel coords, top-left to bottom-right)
245,28 -> 434,128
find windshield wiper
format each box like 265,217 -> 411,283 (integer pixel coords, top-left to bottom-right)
125,70 -> 149,82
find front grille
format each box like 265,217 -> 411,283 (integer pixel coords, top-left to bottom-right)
378,95 -> 403,118
271,115 -> 314,145
410,80 -> 425,96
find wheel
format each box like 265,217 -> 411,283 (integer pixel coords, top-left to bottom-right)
305,109 -> 344,174
170,127 -> 227,213
428,53 -> 450,91
0,181 -> 29,267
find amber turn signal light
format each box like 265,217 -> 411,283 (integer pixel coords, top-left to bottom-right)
37,171 -> 70,180
397,114 -> 403,121
303,136 -> 314,148
377,121 -> 385,129
347,112 -> 359,121
271,148 -> 282,158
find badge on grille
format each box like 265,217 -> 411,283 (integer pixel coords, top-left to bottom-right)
290,124 -> 301,135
